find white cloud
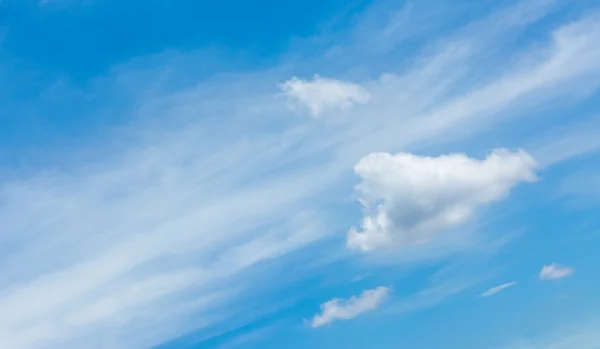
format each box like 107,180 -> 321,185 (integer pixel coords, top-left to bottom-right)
2,1 -> 600,348
279,75 -> 371,118
347,149 -> 537,251
311,286 -> 390,328
539,263 -> 574,280
480,281 -> 517,297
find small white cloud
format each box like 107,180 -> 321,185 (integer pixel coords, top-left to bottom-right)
480,281 -> 517,297
347,149 -> 537,252
539,263 -> 574,280
311,286 -> 390,328
280,75 -> 371,118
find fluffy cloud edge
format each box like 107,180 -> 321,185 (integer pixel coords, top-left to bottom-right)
347,149 -> 537,252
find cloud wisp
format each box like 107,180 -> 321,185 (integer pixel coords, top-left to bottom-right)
310,286 -> 391,328
1,1 -> 600,348
480,282 -> 518,297
539,264 -> 575,280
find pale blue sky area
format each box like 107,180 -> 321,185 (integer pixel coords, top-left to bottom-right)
1,1 -> 599,349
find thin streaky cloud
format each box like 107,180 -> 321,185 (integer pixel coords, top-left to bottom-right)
0,1 -> 599,348
480,282 -> 518,297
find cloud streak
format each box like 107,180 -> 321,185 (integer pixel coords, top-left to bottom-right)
1,1 -> 600,348
311,286 -> 391,327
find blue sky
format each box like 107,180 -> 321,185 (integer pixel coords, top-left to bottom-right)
1,0 -> 600,348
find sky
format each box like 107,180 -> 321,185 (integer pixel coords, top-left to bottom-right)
1,0 -> 600,348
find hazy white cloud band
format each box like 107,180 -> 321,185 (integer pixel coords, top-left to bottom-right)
1,1 -> 600,348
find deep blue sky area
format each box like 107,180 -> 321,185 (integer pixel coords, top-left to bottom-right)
1,0 -> 365,82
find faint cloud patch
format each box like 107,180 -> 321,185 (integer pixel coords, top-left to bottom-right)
539,263 -> 574,280
280,75 -> 370,118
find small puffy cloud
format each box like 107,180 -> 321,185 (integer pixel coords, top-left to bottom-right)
311,286 -> 390,328
280,75 -> 371,118
480,281 -> 517,297
539,263 -> 574,280
347,149 -> 537,252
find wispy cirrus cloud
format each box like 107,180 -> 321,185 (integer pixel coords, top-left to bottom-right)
280,75 -> 371,118
480,281 -> 518,297
1,0 -> 600,348
310,286 -> 391,328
